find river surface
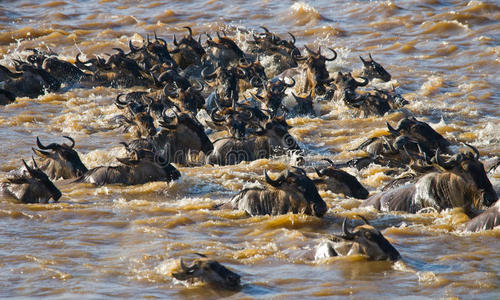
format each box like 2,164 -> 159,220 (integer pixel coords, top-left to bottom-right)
1,0 -> 500,299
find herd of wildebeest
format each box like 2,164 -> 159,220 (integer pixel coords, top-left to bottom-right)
1,26 -> 499,289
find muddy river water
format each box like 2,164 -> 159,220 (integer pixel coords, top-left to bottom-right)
1,0 -> 499,299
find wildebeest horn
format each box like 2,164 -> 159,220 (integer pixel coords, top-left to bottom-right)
180,258 -> 191,272
22,159 -> 35,175
304,45 -> 318,57
359,55 -> 368,65
434,148 -> 456,169
264,170 -> 285,187
163,85 -> 178,98
173,34 -> 179,46
201,66 -> 218,79
284,77 -> 295,88
355,76 -> 369,87
36,137 -> 57,150
63,136 -> 75,149
356,214 -> 371,225
321,158 -> 335,166
315,167 -> 325,177
291,48 -> 306,61
190,80 -> 204,92
288,32 -> 296,45
260,26 -> 270,33
386,122 -> 399,135
210,109 -> 225,123
129,40 -> 141,52
115,94 -> 129,108
342,217 -> 355,239
183,26 -> 193,38
368,53 -> 375,61
463,142 -> 480,160
325,48 -> 337,61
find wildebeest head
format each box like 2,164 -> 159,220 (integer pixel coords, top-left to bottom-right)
314,159 -> 369,199
291,91 -> 314,115
433,144 -> 497,207
265,168 -> 327,217
7,158 -> 62,203
172,254 -> 241,290
359,53 -> 391,82
210,108 -> 251,140
333,72 -> 368,96
160,109 -> 214,154
330,217 -> 400,261
387,116 -> 450,154
32,136 -> 88,179
257,116 -> 300,151
295,46 -> 336,95
42,56 -> 85,84
170,27 -> 205,69
116,147 -> 181,183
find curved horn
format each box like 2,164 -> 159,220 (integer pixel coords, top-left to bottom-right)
129,40 -> 141,52
260,26 -> 270,33
36,137 -> 56,150
386,122 -> 399,135
62,136 -> 75,149
463,142 -> 480,160
173,34 -> 179,46
355,76 -> 369,87
304,45 -> 318,57
115,94 -> 129,108
180,258 -> 190,271
342,217 -> 355,239
288,32 -> 296,45
434,148 -> 456,169
201,66 -> 218,79
359,55 -> 367,65
284,77 -> 295,88
356,214 -> 371,225
210,109 -> 225,123
22,159 -> 35,174
264,170 -> 284,187
325,48 -> 337,61
183,26 -> 193,38
315,167 -> 325,177
321,158 -> 335,166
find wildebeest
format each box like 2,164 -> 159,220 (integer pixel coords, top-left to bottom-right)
206,116 -> 300,165
313,159 -> 369,199
128,110 -> 213,165
361,145 -> 498,216
315,216 -> 400,261
219,168 -> 327,217
75,147 -> 180,186
32,136 -> 88,180
359,53 -> 392,82
1,158 -> 62,203
462,199 -> 500,232
294,46 -> 337,96
172,253 -> 241,290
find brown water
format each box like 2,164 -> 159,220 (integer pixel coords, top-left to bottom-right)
1,0 -> 500,299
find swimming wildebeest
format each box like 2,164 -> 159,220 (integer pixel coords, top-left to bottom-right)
32,136 -> 88,180
313,159 -> 369,199
219,168 -> 327,217
361,144 -> 498,216
1,158 -> 62,203
172,253 -> 241,290
462,199 -> 500,232
315,216 -> 400,261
